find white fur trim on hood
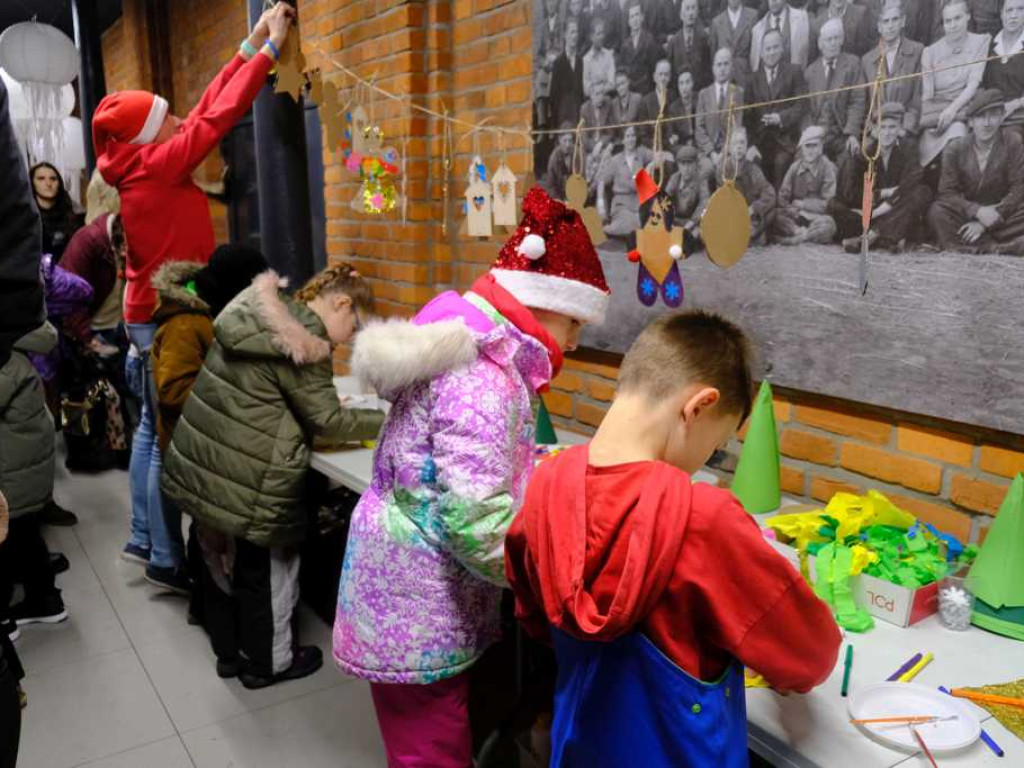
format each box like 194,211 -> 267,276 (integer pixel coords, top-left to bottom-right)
252,271 -> 333,364
351,318 -> 479,399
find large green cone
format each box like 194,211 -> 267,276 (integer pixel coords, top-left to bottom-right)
967,473 -> 1024,639
536,397 -> 558,445
731,380 -> 781,514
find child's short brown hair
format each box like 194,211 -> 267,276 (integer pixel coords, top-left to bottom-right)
295,263 -> 375,314
618,310 -> 755,422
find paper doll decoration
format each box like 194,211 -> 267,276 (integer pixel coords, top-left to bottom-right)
628,171 -> 684,307
491,163 -> 518,227
465,176 -> 493,236
565,173 -> 606,246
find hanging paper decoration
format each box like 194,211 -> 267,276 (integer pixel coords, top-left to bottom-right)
564,173 -> 606,246
491,163 -> 518,226
343,125 -> 401,215
0,22 -> 79,173
701,95 -> 751,269
321,81 -> 346,151
628,170 -> 684,307
465,176 -> 493,237
349,106 -> 370,154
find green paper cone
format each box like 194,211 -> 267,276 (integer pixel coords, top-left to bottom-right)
731,381 -> 781,513
536,398 -> 558,445
968,473 -> 1024,637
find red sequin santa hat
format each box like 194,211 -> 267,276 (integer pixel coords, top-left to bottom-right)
491,186 -> 610,324
92,91 -> 170,158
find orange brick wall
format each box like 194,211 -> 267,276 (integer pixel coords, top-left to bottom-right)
102,0 -> 1023,543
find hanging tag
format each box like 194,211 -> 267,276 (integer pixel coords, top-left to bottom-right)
565,173 -> 607,246
465,178 -> 493,236
701,180 -> 751,269
491,163 -> 519,226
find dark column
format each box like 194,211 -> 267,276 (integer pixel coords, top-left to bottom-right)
246,0 -> 314,286
72,0 -> 107,175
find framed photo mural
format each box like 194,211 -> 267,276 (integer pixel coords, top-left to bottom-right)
531,0 -> 1024,434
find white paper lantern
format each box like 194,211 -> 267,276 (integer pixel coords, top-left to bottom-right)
1,70 -> 75,120
0,22 -> 79,85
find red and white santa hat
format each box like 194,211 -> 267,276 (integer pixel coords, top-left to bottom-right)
491,186 -> 610,324
91,90 -> 169,157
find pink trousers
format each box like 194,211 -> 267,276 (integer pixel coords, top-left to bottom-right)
370,673 -> 473,768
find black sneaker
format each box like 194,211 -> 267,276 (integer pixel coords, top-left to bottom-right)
50,552 -> 70,575
2,618 -> 19,642
12,592 -> 68,626
120,543 -> 151,566
239,646 -> 323,690
40,500 -> 78,527
144,565 -> 191,596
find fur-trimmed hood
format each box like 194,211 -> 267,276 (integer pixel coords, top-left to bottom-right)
213,271 -> 332,364
351,290 -> 552,400
152,261 -> 210,322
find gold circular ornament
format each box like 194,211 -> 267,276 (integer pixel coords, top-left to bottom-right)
700,180 -> 751,269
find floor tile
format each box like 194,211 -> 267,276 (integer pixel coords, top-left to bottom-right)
137,625 -> 347,733
75,736 -> 194,768
183,684 -> 387,768
19,647 -> 175,768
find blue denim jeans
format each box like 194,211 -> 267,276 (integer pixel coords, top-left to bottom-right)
125,323 -> 183,569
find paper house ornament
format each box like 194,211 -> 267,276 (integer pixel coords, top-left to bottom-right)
465,177 -> 493,237
491,164 -> 518,226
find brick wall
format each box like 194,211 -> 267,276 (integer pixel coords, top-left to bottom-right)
101,0 -> 1023,542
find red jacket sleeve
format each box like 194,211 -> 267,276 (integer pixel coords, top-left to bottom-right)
184,54 -> 246,126
689,491 -> 842,693
144,53 -> 274,183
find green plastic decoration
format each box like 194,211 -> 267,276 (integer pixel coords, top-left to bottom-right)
731,381 -> 781,514
814,543 -> 874,632
535,398 -> 558,445
967,473 -> 1024,640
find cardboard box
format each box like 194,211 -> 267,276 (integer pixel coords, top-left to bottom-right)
767,538 -> 939,628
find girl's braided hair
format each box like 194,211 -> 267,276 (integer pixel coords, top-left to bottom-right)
294,263 -> 375,314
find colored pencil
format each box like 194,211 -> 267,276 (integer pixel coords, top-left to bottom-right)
911,726 -> 939,768
898,652 -> 934,683
949,689 -> 1024,710
886,652 -> 922,681
938,687 -> 1003,758
850,715 -> 944,725
841,644 -> 854,697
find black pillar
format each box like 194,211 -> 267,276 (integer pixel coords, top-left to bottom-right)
72,0 -> 107,175
246,0 -> 314,286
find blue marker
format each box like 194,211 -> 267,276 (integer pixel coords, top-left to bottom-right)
938,686 -> 1003,757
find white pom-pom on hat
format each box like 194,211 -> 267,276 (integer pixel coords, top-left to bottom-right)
517,233 -> 547,260
669,244 -> 683,260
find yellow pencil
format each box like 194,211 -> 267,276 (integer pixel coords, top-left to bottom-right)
898,652 -> 934,683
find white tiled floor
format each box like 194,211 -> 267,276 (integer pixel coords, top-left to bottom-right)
13,458 -> 388,768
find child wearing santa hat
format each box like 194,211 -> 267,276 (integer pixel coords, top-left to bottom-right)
91,3 -> 294,592
332,187 -> 611,767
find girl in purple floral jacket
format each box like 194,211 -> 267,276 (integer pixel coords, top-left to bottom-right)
333,188 -> 610,767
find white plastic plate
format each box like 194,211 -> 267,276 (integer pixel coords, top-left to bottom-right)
847,682 -> 981,753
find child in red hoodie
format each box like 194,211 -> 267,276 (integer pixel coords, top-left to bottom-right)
90,3 -> 295,591
506,311 -> 842,768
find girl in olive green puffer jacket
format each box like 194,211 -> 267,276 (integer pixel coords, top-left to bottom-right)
162,264 -> 384,687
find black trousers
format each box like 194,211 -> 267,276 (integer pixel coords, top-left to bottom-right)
199,530 -> 301,678
830,183 -> 932,245
0,514 -> 56,620
0,658 -> 19,768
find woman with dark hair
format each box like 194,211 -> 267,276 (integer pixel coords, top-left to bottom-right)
30,162 -> 84,263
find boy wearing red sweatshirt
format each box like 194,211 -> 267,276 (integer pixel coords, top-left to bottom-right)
506,311 -> 842,768
90,3 -> 294,592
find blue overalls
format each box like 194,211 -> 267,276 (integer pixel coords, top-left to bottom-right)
550,629 -> 748,767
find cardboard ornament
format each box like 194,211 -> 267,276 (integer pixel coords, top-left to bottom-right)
349,106 -> 370,154
565,173 -> 606,246
491,163 -> 518,226
307,69 -> 324,106
465,177 -> 493,236
629,171 -> 684,307
273,31 -> 306,103
967,473 -> 1024,640
701,180 -> 750,268
321,81 -> 346,151
730,380 -> 781,514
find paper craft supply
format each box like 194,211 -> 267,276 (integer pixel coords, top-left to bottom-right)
950,679 -> 1024,743
898,652 -> 934,683
815,542 -> 875,632
949,689 -> 1024,710
911,726 -> 939,768
887,653 -> 923,682
966,473 -> 1024,640
938,687 -> 1004,758
841,644 -> 854,697
730,381 -> 781,514
535,399 -> 557,445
